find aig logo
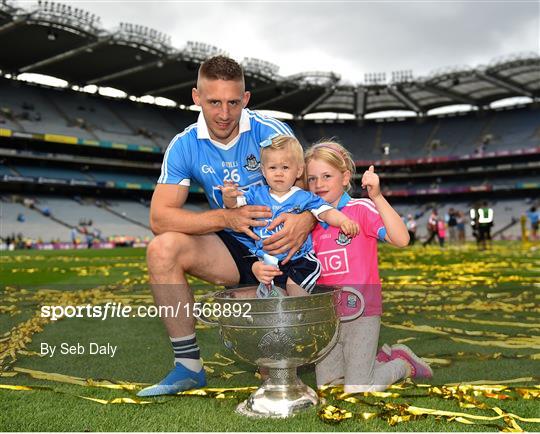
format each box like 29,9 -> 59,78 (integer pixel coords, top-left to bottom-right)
318,248 -> 349,276
201,165 -> 215,174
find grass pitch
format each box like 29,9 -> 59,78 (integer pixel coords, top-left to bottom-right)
0,243 -> 538,432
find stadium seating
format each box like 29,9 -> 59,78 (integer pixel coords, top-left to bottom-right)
381,174 -> 540,192
293,106 -> 540,160
0,196 -> 215,243
14,165 -> 90,180
8,164 -> 156,185
2,77 -> 538,159
0,78 -> 90,138
0,77 -> 198,150
41,197 -> 151,237
87,171 -> 155,184
486,108 -> 540,151
103,99 -> 179,145
0,163 -> 16,176
1,200 -> 68,241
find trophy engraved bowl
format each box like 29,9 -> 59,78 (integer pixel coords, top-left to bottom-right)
207,286 -> 340,418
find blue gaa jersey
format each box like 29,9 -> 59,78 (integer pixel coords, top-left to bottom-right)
157,108 -> 294,246
238,185 -> 333,261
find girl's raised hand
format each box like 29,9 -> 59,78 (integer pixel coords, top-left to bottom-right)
361,165 -> 381,200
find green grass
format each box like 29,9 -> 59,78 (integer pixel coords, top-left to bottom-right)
0,243 -> 539,431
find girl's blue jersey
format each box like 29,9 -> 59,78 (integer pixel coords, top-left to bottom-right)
240,185 -> 333,261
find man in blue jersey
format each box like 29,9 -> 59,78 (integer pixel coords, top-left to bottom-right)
139,56 -> 316,396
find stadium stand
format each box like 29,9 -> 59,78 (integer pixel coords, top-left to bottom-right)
0,77 -> 199,151
294,106 -> 540,161
102,99 -> 179,146
0,5 -> 537,247
105,198 -> 209,227
486,108 -> 540,151
87,171 -> 155,184
2,188 -> 530,243
14,165 -> 90,180
0,164 -> 16,176
35,196 -> 152,239
0,194 -> 215,244
1,199 -> 68,241
2,76 -> 538,161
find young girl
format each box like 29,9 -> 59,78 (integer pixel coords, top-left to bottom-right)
304,141 -> 433,393
437,218 -> 446,247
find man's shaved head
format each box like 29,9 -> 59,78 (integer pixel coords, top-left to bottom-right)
197,55 -> 245,90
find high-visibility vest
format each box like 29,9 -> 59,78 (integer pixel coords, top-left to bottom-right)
470,208 -> 493,225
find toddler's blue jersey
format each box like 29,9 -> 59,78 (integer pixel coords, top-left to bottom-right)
240,185 -> 333,261
157,109 -> 294,246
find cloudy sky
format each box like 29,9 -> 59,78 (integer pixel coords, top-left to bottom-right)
24,1 -> 540,83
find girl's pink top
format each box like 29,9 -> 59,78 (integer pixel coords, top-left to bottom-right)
312,195 -> 386,316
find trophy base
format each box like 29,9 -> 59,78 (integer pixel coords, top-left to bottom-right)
236,378 -> 319,418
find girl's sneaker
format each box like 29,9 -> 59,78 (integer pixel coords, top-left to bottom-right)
390,344 -> 433,378
375,343 -> 392,363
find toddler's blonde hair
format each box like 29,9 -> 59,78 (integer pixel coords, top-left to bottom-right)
260,135 -> 305,167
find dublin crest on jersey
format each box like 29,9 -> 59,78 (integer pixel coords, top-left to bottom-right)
244,154 -> 260,171
335,231 -> 352,246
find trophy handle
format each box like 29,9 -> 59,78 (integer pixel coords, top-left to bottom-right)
338,286 -> 365,321
192,294 -> 219,325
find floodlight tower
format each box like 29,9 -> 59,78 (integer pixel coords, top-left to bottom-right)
287,71 -> 341,87
183,41 -> 228,62
242,57 -> 279,81
117,22 -> 173,54
389,70 -> 422,115
32,0 -> 102,36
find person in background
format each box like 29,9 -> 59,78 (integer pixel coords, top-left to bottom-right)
526,206 -> 538,241
471,201 -> 494,250
406,214 -> 417,245
446,208 -> 457,244
70,227 -> 78,246
423,209 -> 439,247
437,217 -> 446,248
456,210 -> 466,244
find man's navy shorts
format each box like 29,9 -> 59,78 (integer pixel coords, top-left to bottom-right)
215,231 -> 258,285
216,232 -> 321,292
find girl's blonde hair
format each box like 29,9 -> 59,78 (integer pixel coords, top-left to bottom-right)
304,139 -> 356,192
260,135 -> 304,166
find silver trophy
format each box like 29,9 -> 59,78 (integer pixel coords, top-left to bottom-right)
202,286 -> 340,418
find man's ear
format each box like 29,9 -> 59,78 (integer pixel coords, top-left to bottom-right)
242,91 -> 251,108
192,87 -> 200,106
